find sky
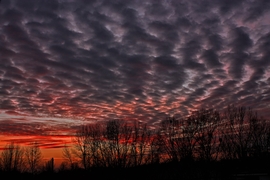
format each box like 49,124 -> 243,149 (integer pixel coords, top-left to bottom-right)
1,0 -> 270,161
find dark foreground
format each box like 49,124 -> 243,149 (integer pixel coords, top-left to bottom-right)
1,159 -> 269,180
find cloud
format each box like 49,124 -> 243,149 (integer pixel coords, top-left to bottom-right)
0,134 -> 72,150
0,0 -> 270,136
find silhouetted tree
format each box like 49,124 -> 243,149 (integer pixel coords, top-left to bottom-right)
25,142 -> 43,174
0,142 -> 25,172
158,110 -> 221,163
147,130 -> 163,164
70,119 -> 158,169
247,110 -> 270,159
129,121 -> 154,166
80,123 -> 105,168
102,119 -> 133,168
157,117 -> 182,162
219,106 -> 268,160
62,144 -> 79,169
60,105 -> 270,179
192,109 -> 220,162
72,125 -> 93,169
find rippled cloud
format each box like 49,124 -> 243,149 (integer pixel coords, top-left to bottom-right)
1,0 -> 270,136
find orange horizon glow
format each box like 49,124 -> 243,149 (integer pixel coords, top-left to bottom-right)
0,134 -> 74,168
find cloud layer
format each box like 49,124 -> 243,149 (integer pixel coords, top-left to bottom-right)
1,0 -> 270,135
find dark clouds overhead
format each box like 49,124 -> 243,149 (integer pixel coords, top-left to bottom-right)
1,0 -> 270,135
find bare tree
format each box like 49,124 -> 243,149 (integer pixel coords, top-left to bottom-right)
219,106 -> 260,160
0,142 -> 25,172
158,116 -> 201,162
71,119 -> 153,169
71,123 -> 104,169
72,126 -> 92,169
247,110 -> 270,158
157,117 -> 182,162
62,144 -> 77,169
147,130 -> 163,164
156,110 -> 221,163
102,119 -> 133,168
129,121 -> 153,166
192,109 -> 221,162
25,142 -> 43,174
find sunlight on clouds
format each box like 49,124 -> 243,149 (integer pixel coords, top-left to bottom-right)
0,0 -> 270,161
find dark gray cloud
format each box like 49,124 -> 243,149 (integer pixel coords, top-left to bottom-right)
0,0 -> 270,135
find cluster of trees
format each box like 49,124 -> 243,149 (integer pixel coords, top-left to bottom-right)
62,119 -> 157,170
0,105 -> 269,178
62,105 -> 270,170
158,106 -> 270,163
0,142 -> 54,174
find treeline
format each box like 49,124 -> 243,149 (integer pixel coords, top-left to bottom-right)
0,105 -> 270,179
0,142 -> 54,174
62,105 -> 270,170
